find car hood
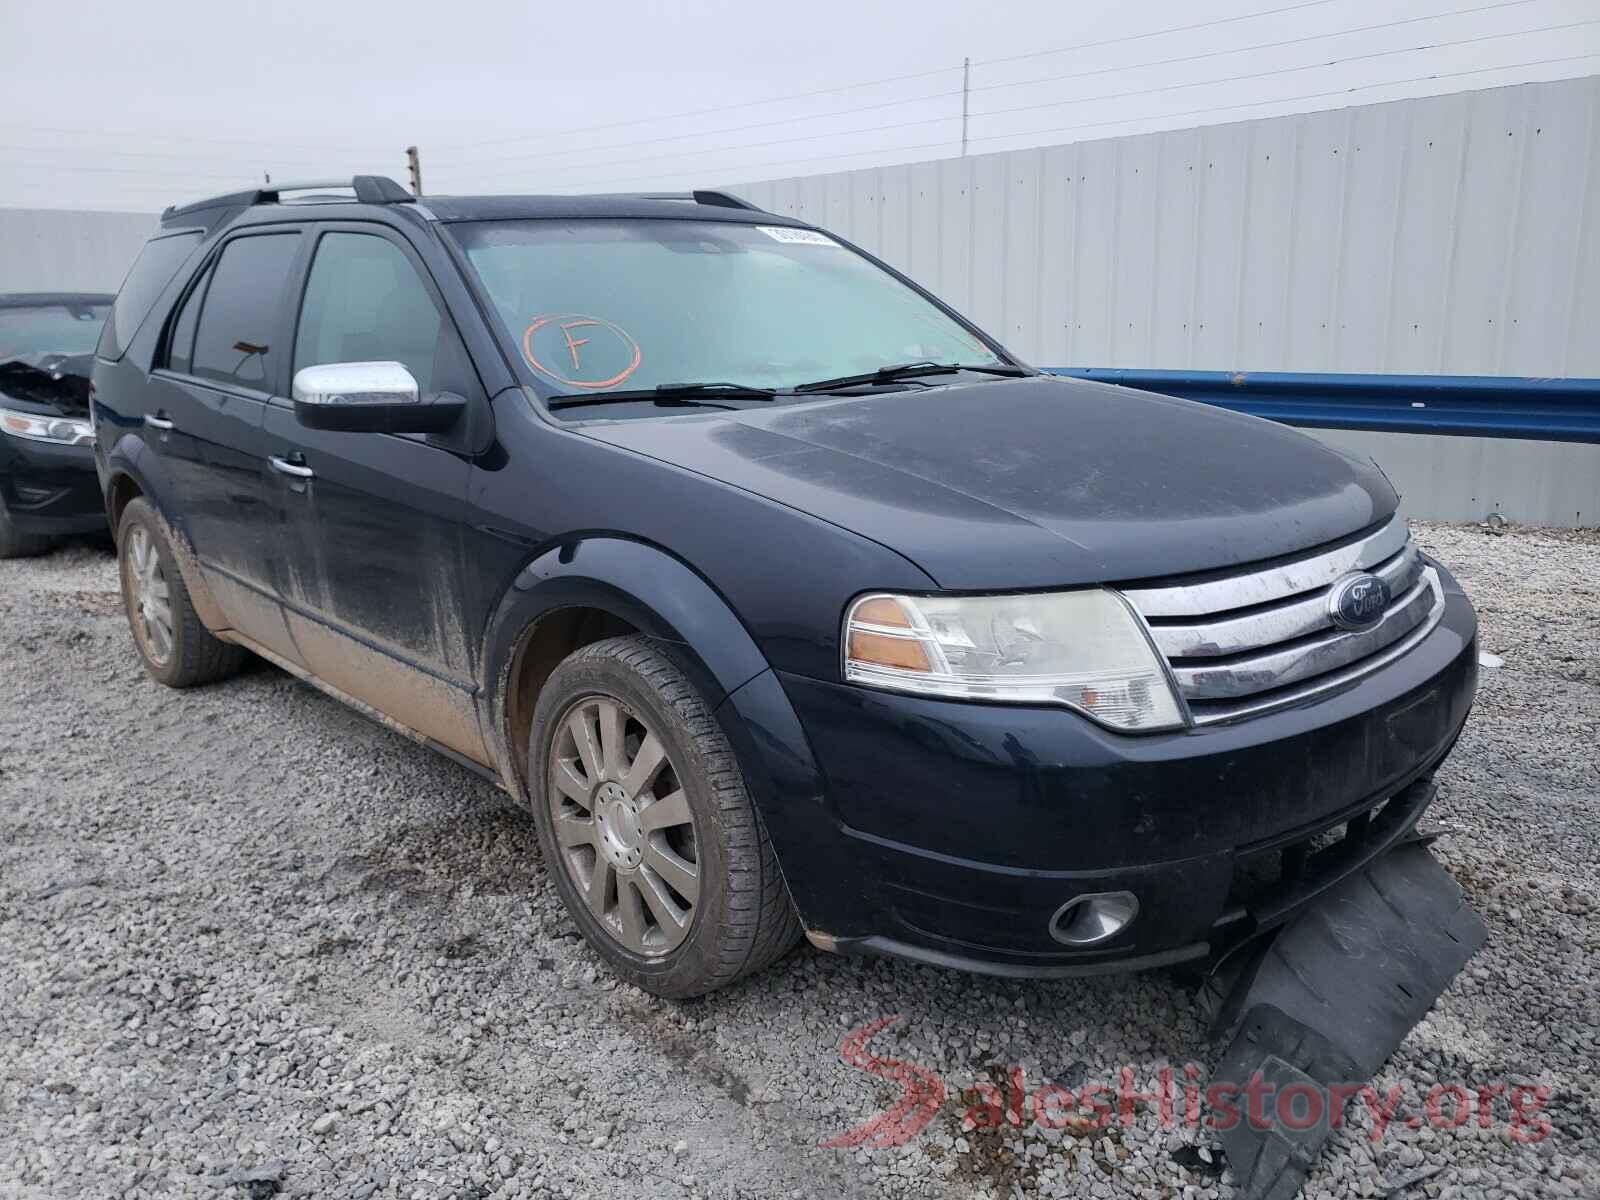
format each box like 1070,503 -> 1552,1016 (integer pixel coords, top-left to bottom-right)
0,353 -> 92,417
578,375 -> 1399,589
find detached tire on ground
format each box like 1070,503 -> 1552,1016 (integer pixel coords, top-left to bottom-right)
0,497 -> 53,559
117,497 -> 247,687
529,635 -> 802,997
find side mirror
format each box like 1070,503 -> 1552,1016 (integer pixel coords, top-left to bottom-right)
291,361 -> 465,434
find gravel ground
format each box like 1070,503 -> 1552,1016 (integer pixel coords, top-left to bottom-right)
1,520 -> 1595,1200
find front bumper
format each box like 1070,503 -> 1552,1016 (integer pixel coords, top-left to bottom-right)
768,582 -> 1478,977
0,434 -> 106,536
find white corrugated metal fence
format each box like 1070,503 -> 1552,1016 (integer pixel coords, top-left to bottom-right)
0,207 -> 154,295
737,76 -> 1600,525
738,76 -> 1599,378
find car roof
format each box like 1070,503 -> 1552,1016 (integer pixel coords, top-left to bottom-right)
157,176 -> 808,232
0,292 -> 116,308
420,194 -> 804,225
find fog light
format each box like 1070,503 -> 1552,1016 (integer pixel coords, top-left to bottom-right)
1049,891 -> 1139,947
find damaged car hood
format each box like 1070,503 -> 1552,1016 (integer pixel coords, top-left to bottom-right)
0,353 -> 94,418
579,375 -> 1400,589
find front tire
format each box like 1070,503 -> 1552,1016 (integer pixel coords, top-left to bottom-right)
117,497 -> 246,687
0,496 -> 53,559
529,635 -> 801,997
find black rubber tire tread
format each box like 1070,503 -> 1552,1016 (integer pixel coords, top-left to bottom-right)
0,497 -> 54,559
529,634 -> 802,997
117,497 -> 248,688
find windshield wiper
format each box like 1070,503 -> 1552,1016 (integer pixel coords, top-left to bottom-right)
547,382 -> 779,412
793,361 -> 1030,393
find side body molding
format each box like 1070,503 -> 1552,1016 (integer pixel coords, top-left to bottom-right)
477,536 -> 840,933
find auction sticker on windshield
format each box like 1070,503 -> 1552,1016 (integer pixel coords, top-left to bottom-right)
756,226 -> 840,247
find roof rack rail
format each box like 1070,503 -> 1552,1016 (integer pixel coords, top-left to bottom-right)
691,190 -> 761,211
627,190 -> 764,212
162,175 -> 414,220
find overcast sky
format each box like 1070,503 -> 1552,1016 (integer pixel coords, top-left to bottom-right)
1,0 -> 1595,212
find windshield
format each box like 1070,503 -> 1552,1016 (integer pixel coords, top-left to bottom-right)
449,219 -> 1004,397
0,300 -> 111,366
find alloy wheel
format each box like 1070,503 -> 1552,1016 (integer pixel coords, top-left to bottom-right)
126,526 -> 174,666
546,695 -> 700,956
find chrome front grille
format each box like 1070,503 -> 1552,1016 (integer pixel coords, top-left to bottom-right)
1122,516 -> 1446,725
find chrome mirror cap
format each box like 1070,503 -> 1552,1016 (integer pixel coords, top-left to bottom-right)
292,361 -> 419,407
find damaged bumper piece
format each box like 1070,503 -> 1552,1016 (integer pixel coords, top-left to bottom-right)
1205,837 -> 1487,1199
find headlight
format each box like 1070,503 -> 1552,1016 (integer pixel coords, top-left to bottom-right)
843,589 -> 1185,731
0,406 -> 93,446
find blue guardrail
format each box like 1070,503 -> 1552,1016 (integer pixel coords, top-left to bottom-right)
1045,369 -> 1600,444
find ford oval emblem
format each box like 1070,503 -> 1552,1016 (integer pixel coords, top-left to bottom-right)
1328,572 -> 1391,631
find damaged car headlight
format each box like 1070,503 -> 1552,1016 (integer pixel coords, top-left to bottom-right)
0,406 -> 93,446
843,589 -> 1185,731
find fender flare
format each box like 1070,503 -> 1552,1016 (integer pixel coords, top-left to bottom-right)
480,535 -> 779,794
478,534 -> 839,932
102,436 -> 227,630
103,434 -> 180,534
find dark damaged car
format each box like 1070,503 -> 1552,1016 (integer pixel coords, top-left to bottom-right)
91,178 -> 1480,1001
0,292 -> 112,556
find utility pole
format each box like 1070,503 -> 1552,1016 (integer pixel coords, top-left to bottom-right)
960,57 -> 970,157
405,146 -> 423,196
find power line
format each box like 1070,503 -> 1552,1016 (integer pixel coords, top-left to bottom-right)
452,66 -> 960,154
969,15 -> 1593,123
7,2 -> 1557,191
968,52 -> 1597,153
1,7 -> 1586,206
438,0 -> 1540,175
0,177 -> 274,206
974,0 -> 1408,67
446,0 -> 1348,153
436,85 -> 960,170
0,159 -> 396,182
5,2 -> 1559,197
968,0 -> 1540,100
0,143 -> 394,173
0,122 -> 381,157
527,51 -> 1597,194
444,18 -> 1589,187
0,162 -> 267,182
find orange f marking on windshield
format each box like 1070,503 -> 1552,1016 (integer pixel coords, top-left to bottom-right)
559,319 -> 598,371
522,313 -> 642,389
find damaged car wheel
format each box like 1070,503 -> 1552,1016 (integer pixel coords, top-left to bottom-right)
529,635 -> 801,998
117,498 -> 246,687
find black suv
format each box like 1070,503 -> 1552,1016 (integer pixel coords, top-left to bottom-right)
93,176 -> 1478,997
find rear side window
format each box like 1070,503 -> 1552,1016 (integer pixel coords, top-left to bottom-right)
293,232 -> 442,392
99,231 -> 201,359
165,265 -> 209,375
190,233 -> 300,390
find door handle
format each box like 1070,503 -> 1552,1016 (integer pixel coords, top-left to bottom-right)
269,455 -> 315,480
145,412 -> 175,431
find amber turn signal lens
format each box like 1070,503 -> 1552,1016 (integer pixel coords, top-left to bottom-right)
847,629 -> 931,672
851,596 -> 912,627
